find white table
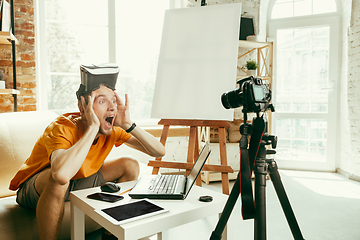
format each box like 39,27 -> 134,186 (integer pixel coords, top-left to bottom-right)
70,180 -> 229,240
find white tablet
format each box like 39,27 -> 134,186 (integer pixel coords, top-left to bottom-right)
96,199 -> 169,225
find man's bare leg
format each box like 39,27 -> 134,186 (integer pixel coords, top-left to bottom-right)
102,156 -> 140,183
35,168 -> 70,240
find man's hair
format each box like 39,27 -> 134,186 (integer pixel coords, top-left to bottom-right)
77,83 -> 112,106
76,82 -> 115,101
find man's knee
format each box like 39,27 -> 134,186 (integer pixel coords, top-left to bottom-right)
122,157 -> 140,179
103,156 -> 140,182
36,169 -> 69,199
46,181 -> 69,200
17,169 -> 70,209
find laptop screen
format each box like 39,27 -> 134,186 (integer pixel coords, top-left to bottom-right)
184,142 -> 211,197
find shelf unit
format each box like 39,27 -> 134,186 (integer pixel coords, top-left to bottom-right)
237,39 -> 274,130
0,89 -> 20,95
237,40 -> 273,87
0,31 -> 17,44
0,0 -> 18,111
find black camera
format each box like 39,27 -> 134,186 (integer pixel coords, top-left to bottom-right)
221,76 -> 272,113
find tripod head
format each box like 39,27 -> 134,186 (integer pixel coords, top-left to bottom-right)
239,107 -> 277,156
262,132 -> 277,154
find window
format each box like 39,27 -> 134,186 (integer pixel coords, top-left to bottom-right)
37,0 -> 169,121
271,0 -> 336,19
275,26 -> 330,114
268,0 -> 339,171
114,1 -> 168,121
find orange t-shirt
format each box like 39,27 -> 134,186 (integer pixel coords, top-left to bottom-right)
9,112 -> 132,191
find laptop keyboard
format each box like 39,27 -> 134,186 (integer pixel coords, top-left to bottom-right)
149,175 -> 179,194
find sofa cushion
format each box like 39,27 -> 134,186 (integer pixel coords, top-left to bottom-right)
0,111 -> 59,198
0,195 -> 100,240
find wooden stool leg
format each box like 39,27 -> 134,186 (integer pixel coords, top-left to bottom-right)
194,128 -> 202,187
219,127 -> 229,195
152,125 -> 170,175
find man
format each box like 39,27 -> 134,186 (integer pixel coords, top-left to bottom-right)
9,64 -> 165,240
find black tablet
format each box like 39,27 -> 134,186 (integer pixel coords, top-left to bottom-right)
98,199 -> 169,224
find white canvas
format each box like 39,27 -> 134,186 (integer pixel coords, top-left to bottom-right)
151,3 -> 241,121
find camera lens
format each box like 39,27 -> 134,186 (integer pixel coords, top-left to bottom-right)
221,88 -> 243,109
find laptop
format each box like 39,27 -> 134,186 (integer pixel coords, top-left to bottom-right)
129,142 -> 211,200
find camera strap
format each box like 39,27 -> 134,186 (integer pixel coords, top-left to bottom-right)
239,116 -> 265,220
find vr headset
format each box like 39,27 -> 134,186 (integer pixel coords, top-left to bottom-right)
76,63 -> 120,100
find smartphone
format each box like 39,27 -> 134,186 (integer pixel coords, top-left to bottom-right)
87,192 -> 124,203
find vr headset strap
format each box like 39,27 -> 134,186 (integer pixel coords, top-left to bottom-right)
240,117 -> 265,220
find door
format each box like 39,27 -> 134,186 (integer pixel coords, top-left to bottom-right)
269,16 -> 339,171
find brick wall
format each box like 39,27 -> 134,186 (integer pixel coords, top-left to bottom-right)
347,0 -> 360,180
0,0 -> 36,112
338,0 -> 360,181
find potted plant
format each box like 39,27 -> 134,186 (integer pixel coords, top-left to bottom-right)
246,59 -> 258,76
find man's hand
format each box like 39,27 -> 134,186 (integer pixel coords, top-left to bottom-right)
81,92 -> 100,129
114,92 -> 132,130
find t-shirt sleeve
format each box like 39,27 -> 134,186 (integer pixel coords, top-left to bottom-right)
114,127 -> 132,147
44,123 -> 78,159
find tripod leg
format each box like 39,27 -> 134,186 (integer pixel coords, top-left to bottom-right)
210,174 -> 240,240
268,160 -> 305,240
254,159 -> 267,240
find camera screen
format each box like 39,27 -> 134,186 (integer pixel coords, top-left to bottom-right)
253,85 -> 264,101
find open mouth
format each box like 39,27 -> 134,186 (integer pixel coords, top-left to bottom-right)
105,116 -> 114,127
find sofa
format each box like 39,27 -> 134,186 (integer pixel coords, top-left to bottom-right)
0,108 -> 166,240
0,110 -> 106,239
0,110 -> 157,240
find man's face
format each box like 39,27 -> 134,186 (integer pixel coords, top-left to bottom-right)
92,85 -> 117,136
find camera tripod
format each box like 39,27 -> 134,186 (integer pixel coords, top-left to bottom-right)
210,113 -> 305,240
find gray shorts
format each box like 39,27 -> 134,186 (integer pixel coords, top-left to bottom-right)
16,167 -> 106,209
